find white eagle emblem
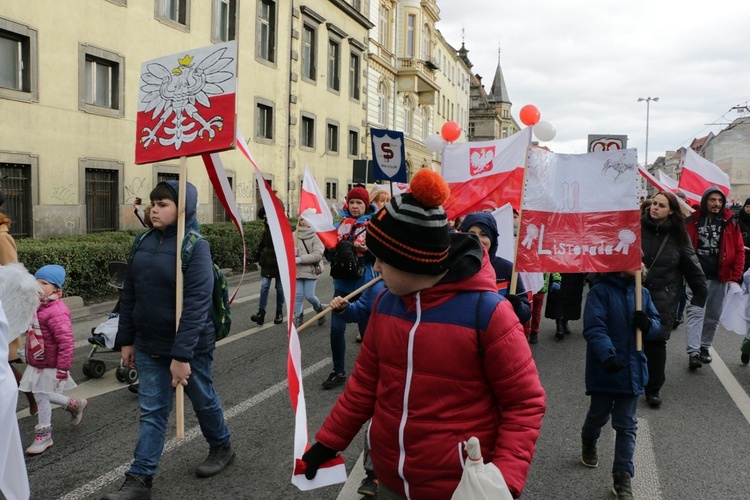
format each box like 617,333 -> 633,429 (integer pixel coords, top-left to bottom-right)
139,47 -> 234,150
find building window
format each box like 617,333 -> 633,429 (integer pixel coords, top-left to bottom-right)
326,122 -> 339,154
212,0 -> 237,42
255,101 -> 274,141
349,52 -> 360,100
404,97 -> 413,136
78,45 -> 124,118
155,0 -> 190,29
85,167 -> 119,233
348,129 -> 359,157
468,121 -> 475,137
0,17 -> 38,102
422,24 -> 430,62
301,24 -> 316,82
406,14 -> 415,57
325,180 -> 338,201
351,0 -> 361,10
378,6 -> 389,48
327,39 -> 340,91
377,81 -> 389,126
301,114 -> 315,149
258,0 -> 276,63
213,175 -> 233,222
0,161 -> 33,238
502,108 -> 509,119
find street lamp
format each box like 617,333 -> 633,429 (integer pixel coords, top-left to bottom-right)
637,97 -> 659,168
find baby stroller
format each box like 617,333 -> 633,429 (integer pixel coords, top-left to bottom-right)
81,261 -> 138,385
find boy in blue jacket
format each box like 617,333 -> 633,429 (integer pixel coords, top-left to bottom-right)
580,271 -> 660,499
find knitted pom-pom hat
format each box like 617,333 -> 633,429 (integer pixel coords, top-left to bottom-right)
346,186 -> 370,207
366,169 -> 451,275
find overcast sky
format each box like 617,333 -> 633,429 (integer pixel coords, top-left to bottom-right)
436,0 -> 750,166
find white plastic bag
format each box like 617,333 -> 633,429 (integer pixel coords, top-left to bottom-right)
451,436 -> 513,500
720,280 -> 750,336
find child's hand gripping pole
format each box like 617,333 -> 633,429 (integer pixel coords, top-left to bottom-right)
297,275 -> 383,333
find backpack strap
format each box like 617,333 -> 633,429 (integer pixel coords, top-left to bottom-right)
128,228 -> 155,262
181,230 -> 205,271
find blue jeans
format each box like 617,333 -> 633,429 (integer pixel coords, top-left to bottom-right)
259,276 -> 284,312
581,393 -> 638,476
330,288 -> 367,374
294,279 -> 321,319
128,350 -> 231,477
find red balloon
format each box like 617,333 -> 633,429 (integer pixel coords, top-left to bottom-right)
441,121 -> 461,143
519,105 -> 541,126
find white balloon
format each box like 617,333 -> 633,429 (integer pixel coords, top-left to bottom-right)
425,133 -> 445,152
533,121 -> 556,142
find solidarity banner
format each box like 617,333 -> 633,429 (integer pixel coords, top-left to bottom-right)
300,165 -> 338,249
442,128 -> 532,218
678,148 -> 730,198
370,129 -> 407,183
516,148 -> 641,273
135,41 -> 238,164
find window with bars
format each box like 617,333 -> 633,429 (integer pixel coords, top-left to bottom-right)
85,168 -> 118,233
258,0 -> 276,63
212,0 -> 237,42
0,162 -> 32,238
213,176 -> 233,222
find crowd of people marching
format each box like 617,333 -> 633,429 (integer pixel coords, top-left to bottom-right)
3,176 -> 750,500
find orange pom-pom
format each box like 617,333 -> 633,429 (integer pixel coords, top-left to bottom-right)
410,169 -> 450,207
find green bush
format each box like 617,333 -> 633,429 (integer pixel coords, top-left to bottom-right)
17,222 -> 267,304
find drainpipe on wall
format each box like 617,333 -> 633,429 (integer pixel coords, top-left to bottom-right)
286,2 -> 295,217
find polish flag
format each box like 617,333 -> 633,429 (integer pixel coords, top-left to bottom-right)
658,169 -> 701,205
678,147 -> 730,198
516,148 -> 641,273
299,166 -> 338,249
441,128 -> 532,219
202,152 -> 246,301
234,129 -> 347,490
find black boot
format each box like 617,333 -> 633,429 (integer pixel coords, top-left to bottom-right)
555,319 -> 565,339
562,320 -> 572,335
581,438 -> 598,468
102,473 -> 153,500
250,309 -> 265,325
196,443 -> 235,478
274,309 -> 284,324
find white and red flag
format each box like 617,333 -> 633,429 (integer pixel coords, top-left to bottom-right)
516,148 -> 641,273
441,128 -> 532,218
233,130 -> 347,490
135,41 -> 238,164
678,147 -> 731,199
299,166 -> 338,249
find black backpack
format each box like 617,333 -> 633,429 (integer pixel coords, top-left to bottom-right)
128,229 -> 232,340
329,226 -> 366,281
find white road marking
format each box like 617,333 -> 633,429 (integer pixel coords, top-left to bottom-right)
709,347 -> 750,424
633,417 -> 662,499
57,357 -> 332,500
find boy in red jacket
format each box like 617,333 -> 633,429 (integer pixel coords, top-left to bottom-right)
302,170 -> 546,499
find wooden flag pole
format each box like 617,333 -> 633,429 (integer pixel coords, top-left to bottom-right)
635,270 -> 643,351
297,275 -> 383,333
175,156 -> 187,439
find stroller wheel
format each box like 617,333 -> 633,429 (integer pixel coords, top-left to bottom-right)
89,360 -> 106,379
115,366 -> 126,382
124,368 -> 139,385
82,362 -> 92,378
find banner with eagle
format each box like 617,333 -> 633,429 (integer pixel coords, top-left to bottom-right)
135,41 -> 238,164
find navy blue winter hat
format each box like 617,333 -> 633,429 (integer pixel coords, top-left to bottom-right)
35,265 -> 66,288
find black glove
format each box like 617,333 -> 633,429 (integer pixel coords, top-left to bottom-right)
301,442 -> 338,480
632,310 -> 651,335
603,356 -> 626,373
506,294 -> 522,316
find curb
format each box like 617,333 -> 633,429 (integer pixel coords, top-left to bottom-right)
68,269 -> 260,321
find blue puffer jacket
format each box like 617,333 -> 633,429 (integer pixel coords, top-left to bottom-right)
583,274 -> 661,396
117,181 -> 215,361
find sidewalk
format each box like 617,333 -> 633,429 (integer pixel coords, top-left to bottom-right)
64,268 -> 258,321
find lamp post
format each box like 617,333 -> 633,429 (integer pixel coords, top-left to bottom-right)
637,97 -> 659,168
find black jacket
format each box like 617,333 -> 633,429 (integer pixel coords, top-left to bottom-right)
641,213 -> 707,341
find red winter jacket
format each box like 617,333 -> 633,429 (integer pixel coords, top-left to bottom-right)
686,205 -> 745,283
315,245 -> 546,499
26,298 -> 74,371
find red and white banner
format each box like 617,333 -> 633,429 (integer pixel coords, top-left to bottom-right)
678,148 -> 730,199
202,152 -> 246,302
135,41 -> 238,164
299,166 -> 338,250
234,129 -> 346,490
516,148 -> 641,273
441,128 -> 532,219
657,169 -> 678,191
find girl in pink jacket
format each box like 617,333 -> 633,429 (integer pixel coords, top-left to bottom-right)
19,265 -> 87,455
